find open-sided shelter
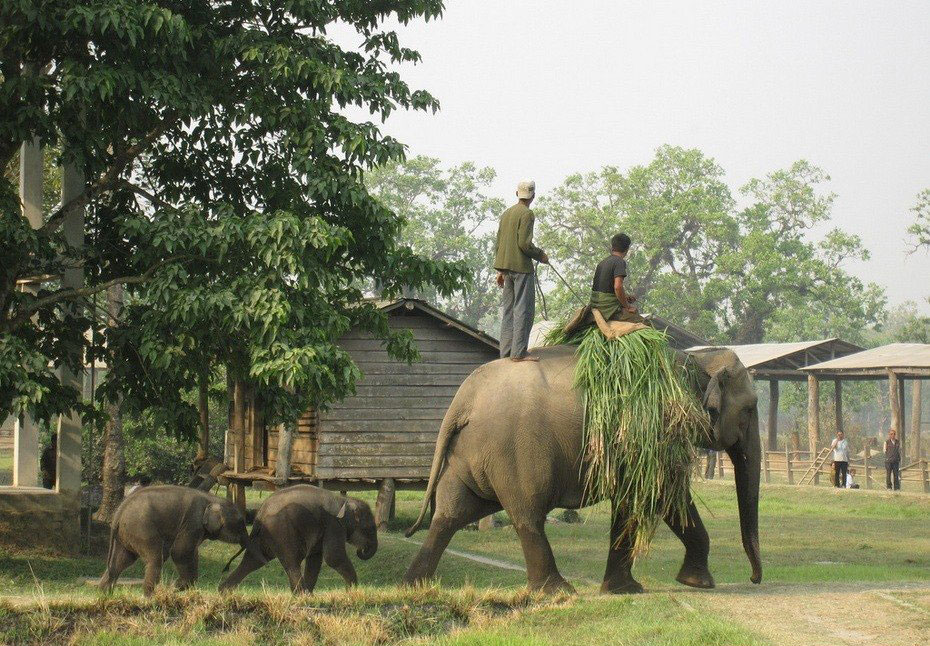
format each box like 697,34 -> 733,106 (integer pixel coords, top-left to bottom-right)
687,339 -> 863,451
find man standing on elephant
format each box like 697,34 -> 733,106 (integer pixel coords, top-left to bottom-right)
589,233 -> 647,324
494,180 -> 548,361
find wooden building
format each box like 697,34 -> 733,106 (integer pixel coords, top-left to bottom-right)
222,298 -> 499,525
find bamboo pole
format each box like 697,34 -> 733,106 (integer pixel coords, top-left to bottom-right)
768,380 -> 779,451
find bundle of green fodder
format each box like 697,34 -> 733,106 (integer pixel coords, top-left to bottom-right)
545,322 -> 710,555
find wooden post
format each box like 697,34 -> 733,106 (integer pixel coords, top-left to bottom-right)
767,380 -> 779,451
786,443 -> 794,485
275,422 -> 293,486
764,450 -> 770,484
718,453 -> 724,479
864,445 -> 871,490
808,375 -> 820,484
911,379 -> 922,461
231,378 -> 247,511
921,459 -> 929,494
899,377 -> 907,459
834,380 -> 843,436
375,478 -> 396,531
889,371 -> 904,460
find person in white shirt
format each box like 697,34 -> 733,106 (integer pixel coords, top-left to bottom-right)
831,431 -> 850,488
845,467 -> 859,489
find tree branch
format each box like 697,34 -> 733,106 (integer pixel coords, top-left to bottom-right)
2,255 -> 187,333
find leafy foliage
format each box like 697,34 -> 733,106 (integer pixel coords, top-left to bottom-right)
535,148 -> 885,344
1,1 -> 466,434
366,156 -> 504,332
907,188 -> 930,252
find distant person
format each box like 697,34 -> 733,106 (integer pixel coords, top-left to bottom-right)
830,430 -> 849,488
589,233 -> 647,324
845,468 -> 859,489
39,433 -> 57,489
494,180 -> 548,361
885,429 -> 901,490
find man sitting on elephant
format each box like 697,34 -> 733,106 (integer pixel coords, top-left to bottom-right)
589,232 -> 647,325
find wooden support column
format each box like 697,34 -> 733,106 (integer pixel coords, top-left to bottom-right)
231,378 -> 247,510
911,379 -> 922,461
13,140 -> 44,488
767,380 -> 779,451
899,377 -> 907,459
888,371 -> 904,460
864,445 -> 871,489
808,375 -> 820,484
375,478 -> 396,531
56,160 -> 84,497
834,380 -> 843,437
274,422 -> 293,486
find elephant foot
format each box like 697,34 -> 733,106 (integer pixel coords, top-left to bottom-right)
600,577 -> 644,595
531,575 -> 576,595
675,563 -> 715,589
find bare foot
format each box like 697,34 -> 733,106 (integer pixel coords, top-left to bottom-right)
510,355 -> 540,362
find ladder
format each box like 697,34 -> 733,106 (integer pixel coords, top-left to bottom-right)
797,447 -> 832,485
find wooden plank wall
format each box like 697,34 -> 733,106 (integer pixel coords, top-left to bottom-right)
315,310 -> 498,480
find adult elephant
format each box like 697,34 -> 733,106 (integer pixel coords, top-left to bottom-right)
403,346 -> 761,594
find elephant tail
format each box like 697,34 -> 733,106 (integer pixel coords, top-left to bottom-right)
405,389 -> 471,537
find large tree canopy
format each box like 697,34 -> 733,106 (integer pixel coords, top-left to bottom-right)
535,147 -> 884,344
1,0 -> 465,430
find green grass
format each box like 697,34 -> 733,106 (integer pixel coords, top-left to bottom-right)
2,482 -> 929,645
0,449 -> 12,486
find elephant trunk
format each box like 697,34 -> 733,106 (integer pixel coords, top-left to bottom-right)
726,409 -> 762,584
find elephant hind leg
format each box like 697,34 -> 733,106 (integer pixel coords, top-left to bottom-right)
601,512 -> 643,594
510,515 -> 574,594
403,476 -> 501,586
99,543 -> 137,593
219,549 -> 267,592
665,499 -> 714,589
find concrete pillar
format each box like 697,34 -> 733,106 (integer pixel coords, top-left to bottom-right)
767,380 -> 779,451
13,140 -> 44,487
55,160 -> 85,496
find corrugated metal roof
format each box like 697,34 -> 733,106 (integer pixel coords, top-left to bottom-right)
803,343 -> 930,374
687,339 -> 839,369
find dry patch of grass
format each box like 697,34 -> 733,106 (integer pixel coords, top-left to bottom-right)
0,585 -> 553,646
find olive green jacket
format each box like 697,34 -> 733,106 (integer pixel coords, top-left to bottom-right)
493,202 -> 545,273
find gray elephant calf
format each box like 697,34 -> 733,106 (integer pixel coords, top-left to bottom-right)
219,485 -> 377,594
99,485 -> 264,596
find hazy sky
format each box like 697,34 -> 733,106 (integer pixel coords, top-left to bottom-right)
354,1 -> 930,311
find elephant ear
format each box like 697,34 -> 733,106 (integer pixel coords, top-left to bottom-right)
203,502 -> 224,536
703,367 -> 729,421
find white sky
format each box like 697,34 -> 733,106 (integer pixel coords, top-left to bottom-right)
354,1 -> 930,312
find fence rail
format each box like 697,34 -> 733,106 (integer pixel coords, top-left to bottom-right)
699,450 -> 930,493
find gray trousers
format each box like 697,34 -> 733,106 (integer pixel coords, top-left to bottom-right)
499,270 -> 535,359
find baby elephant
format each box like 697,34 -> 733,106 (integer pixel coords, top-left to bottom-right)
99,485 -> 265,596
219,485 -> 377,594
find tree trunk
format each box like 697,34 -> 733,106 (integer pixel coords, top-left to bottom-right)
196,368 -> 210,461
94,284 -> 126,523
275,421 -> 294,486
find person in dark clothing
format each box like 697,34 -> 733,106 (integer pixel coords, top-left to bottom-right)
40,433 -> 57,489
885,429 -> 901,490
589,233 -> 646,324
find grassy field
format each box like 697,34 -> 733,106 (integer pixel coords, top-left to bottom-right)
1,481 -> 929,645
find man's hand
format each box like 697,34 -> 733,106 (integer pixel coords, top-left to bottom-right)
539,252 -> 549,265
496,272 -> 505,288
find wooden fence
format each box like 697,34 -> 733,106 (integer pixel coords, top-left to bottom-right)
698,450 -> 930,493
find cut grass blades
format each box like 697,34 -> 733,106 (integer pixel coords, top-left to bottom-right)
551,323 -> 710,556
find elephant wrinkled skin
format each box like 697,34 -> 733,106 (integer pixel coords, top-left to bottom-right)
99,485 -> 264,596
219,485 -> 377,594
404,346 -> 762,594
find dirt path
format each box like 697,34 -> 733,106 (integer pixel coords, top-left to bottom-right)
669,581 -> 930,646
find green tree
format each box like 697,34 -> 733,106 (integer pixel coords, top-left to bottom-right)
1,1 -> 464,436
366,156 -> 504,332
906,188 -> 930,251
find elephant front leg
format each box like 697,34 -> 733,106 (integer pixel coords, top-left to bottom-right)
301,551 -> 323,594
323,544 -> 357,590
171,534 -> 200,590
601,512 -> 643,594
665,499 -> 714,589
142,553 -> 164,597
